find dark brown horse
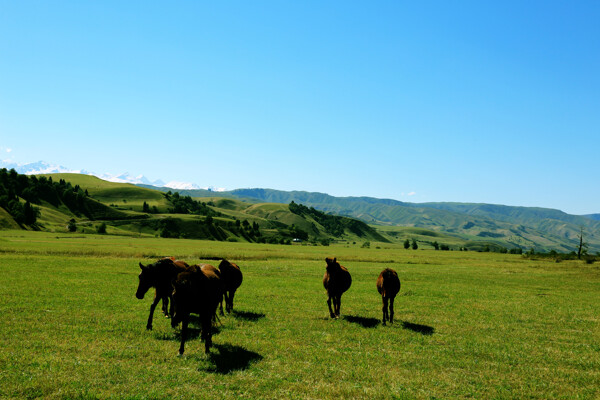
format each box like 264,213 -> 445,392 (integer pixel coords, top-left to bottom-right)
218,259 -> 243,315
376,268 -> 401,325
171,263 -> 223,355
136,257 -> 190,330
323,257 -> 352,319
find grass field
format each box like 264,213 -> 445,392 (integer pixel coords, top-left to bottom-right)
0,231 -> 598,399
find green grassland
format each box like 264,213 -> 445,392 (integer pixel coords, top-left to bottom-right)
1,231 -> 598,399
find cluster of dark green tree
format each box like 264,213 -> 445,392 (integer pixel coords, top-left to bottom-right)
0,168 -> 97,226
228,218 -> 262,242
289,201 -> 386,241
152,214 -> 263,242
164,191 -> 222,217
403,239 -> 419,250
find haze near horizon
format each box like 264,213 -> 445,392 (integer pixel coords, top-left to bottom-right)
1,1 -> 598,215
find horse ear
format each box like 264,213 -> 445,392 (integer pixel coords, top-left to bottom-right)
139,262 -> 146,270
333,257 -> 337,263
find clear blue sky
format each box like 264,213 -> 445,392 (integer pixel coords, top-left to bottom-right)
1,1 -> 599,214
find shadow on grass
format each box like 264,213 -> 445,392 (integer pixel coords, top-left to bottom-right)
206,344 -> 263,374
156,316 -> 222,342
401,321 -> 435,335
343,315 -> 380,328
156,327 -> 202,341
232,310 -> 266,321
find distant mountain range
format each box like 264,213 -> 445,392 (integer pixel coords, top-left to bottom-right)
2,160 -> 599,253
144,186 -> 600,253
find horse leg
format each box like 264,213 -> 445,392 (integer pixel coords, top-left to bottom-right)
219,292 -> 226,316
161,295 -> 169,317
147,295 -> 161,330
202,313 -> 213,354
168,294 -> 175,318
382,296 -> 388,325
227,290 -> 235,313
334,295 -> 341,317
389,296 -> 395,324
178,316 -> 188,355
327,294 -> 335,318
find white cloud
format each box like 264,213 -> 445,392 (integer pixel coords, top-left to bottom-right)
407,192 -> 416,196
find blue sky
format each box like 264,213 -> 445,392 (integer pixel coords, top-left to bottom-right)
1,1 -> 599,214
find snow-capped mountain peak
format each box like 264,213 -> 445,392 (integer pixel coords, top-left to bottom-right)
100,172 -> 165,187
0,160 -> 212,191
163,181 -> 201,190
0,160 -> 86,175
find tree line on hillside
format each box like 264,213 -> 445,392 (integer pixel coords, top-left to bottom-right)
163,191 -> 222,217
0,168 -> 95,226
155,215 -> 263,242
288,201 -> 386,241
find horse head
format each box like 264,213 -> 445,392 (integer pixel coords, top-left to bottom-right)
325,257 -> 341,273
136,262 -> 154,299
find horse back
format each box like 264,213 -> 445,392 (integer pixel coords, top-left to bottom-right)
218,259 -> 243,290
323,266 -> 351,294
173,265 -> 222,314
377,268 -> 400,297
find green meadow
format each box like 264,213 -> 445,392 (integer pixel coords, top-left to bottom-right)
0,231 -> 598,399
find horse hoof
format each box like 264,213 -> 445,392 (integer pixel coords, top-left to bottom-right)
146,326 -> 153,331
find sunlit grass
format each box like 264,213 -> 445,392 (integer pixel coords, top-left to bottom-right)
0,231 -> 598,399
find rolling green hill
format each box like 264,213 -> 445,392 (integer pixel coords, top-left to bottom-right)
225,188 -> 600,253
2,171 -> 598,253
0,171 -> 388,246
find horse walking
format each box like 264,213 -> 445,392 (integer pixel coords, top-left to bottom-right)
376,268 -> 401,325
218,259 -> 243,314
323,257 -> 352,319
171,264 -> 224,355
136,257 -> 190,330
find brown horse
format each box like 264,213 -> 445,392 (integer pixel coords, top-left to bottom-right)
218,259 -> 243,315
376,268 -> 401,325
136,257 -> 190,330
171,263 -> 223,355
323,257 -> 352,319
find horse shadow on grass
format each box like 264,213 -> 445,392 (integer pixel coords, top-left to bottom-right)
206,344 -> 263,374
155,315 -> 223,341
343,315 -> 380,328
232,310 -> 266,322
401,321 -> 435,336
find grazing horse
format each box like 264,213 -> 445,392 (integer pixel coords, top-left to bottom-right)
376,268 -> 401,325
218,259 -> 243,315
136,257 -> 190,330
323,257 -> 352,319
171,264 -> 223,355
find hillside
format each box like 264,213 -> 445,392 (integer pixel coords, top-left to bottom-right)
225,188 -> 600,253
131,185 -> 600,253
585,214 -> 600,221
0,171 -> 387,246
3,170 -> 598,253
